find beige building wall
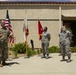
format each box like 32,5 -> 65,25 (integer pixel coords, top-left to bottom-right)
62,6 -> 76,16
0,5 -> 63,48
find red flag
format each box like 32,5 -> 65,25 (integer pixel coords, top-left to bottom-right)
5,9 -> 14,46
38,20 -> 43,40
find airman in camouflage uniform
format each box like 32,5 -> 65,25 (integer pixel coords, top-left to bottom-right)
0,20 -> 10,67
41,27 -> 51,59
59,27 -> 72,62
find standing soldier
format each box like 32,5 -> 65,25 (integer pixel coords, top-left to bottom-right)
41,26 -> 51,59
0,20 -> 10,67
59,27 -> 72,62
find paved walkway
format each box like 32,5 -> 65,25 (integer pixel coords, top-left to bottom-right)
0,53 -> 76,75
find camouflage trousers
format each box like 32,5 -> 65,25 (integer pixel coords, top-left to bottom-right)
42,43 -> 49,56
0,43 -> 8,62
0,47 -> 2,62
60,44 -> 71,58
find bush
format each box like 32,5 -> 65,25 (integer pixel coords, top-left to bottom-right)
11,43 -> 37,58
26,47 -> 37,56
49,46 -> 76,53
11,43 -> 26,58
71,47 -> 76,53
49,46 -> 60,53
12,43 -> 26,53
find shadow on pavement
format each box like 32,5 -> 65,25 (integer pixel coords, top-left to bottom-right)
3,62 -> 20,66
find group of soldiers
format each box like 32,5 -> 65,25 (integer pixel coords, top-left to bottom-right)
41,26 -> 72,63
0,20 -> 73,67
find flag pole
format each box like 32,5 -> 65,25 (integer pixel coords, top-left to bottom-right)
25,36 -> 28,57
38,39 -> 41,56
24,9 -> 29,58
25,10 -> 27,57
38,18 -> 40,55
38,18 -> 43,56
25,14 -> 28,58
24,18 -> 28,58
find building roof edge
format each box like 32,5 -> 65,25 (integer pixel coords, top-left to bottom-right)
0,1 -> 76,5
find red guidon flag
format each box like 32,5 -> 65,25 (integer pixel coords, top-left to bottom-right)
38,20 -> 43,40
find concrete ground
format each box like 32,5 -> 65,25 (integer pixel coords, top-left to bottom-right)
0,53 -> 76,75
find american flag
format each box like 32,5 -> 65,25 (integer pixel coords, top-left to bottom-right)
5,9 -> 14,46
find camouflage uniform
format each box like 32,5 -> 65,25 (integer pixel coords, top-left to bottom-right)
59,28 -> 72,62
0,28 -> 10,64
42,31 -> 51,58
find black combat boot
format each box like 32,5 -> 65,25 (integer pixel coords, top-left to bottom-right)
46,54 -> 50,59
2,61 -> 8,65
67,56 -> 71,63
60,56 -> 65,62
0,61 -> 3,67
41,54 -> 45,58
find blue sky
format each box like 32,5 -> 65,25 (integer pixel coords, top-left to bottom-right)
0,0 -> 76,2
